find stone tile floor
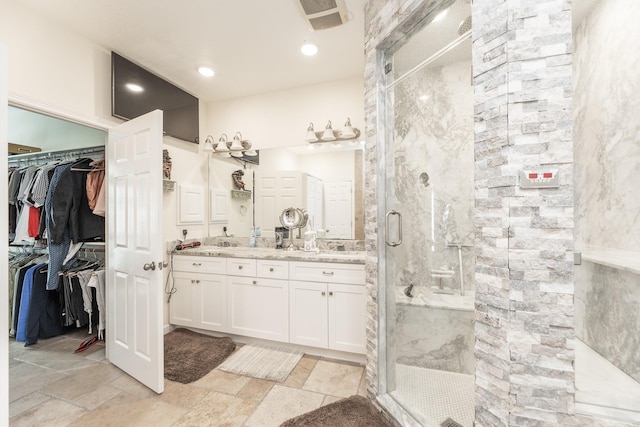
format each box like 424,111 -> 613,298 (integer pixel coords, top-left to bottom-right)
9,329 -> 367,426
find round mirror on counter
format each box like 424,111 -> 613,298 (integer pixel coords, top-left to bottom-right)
280,207 -> 308,250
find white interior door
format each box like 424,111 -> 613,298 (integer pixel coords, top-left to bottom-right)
324,180 -> 353,239
107,109 -> 164,393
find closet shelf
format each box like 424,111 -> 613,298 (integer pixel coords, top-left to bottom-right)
580,247 -> 640,275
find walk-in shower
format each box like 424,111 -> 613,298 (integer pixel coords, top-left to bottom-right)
379,0 -> 475,425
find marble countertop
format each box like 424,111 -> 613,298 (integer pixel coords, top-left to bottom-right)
173,245 -> 366,264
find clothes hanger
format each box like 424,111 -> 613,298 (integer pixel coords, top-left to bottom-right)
70,157 -> 105,172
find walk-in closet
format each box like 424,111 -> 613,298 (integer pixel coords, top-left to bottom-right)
8,107 -> 107,353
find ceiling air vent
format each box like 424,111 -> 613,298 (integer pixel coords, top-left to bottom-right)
295,0 -> 349,30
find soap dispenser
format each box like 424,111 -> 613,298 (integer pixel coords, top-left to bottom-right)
303,230 -> 318,252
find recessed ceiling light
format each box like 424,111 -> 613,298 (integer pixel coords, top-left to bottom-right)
198,66 -> 215,77
125,83 -> 144,92
301,43 -> 318,56
433,9 -> 448,22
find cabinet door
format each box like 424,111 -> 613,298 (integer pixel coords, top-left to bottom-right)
328,283 -> 367,354
199,274 -> 227,331
227,276 -> 289,342
169,272 -> 198,327
289,281 -> 328,348
170,272 -> 227,332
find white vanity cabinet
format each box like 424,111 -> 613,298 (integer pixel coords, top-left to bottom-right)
227,258 -> 289,342
169,256 -> 227,331
289,261 -> 367,354
169,254 -> 367,357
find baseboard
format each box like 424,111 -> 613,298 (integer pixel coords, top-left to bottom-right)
169,324 -> 366,365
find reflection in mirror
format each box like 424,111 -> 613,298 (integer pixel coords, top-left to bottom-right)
8,105 -> 106,154
209,143 -> 364,240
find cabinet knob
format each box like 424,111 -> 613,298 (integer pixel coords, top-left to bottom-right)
321,291 -> 326,296
238,265 -> 243,270
269,267 -> 274,272
322,271 -> 334,276
253,280 -> 257,285
329,291 -> 334,296
191,279 -> 200,284
192,262 -> 201,266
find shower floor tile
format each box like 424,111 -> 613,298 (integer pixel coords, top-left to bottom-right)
392,364 -> 474,427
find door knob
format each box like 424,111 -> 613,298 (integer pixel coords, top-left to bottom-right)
143,261 -> 156,271
158,261 -> 169,270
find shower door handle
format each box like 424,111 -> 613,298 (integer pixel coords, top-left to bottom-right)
385,210 -> 402,247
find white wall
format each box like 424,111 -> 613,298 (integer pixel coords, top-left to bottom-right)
207,76 -> 364,151
0,1 -> 111,122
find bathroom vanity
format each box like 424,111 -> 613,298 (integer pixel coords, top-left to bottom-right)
169,247 -> 367,359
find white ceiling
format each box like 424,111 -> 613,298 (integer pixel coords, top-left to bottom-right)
15,0 -> 366,103
14,0 -> 599,106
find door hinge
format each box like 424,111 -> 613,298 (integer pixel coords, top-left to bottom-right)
384,63 -> 392,74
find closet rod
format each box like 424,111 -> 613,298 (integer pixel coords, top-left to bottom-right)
8,145 -> 105,166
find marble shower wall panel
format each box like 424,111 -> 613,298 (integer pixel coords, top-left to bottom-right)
575,262 -> 640,383
390,60 -> 474,291
396,304 -> 475,375
573,0 -> 640,252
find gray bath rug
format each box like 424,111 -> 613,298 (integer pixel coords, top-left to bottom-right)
164,328 -> 236,384
280,395 -> 393,427
218,343 -> 303,382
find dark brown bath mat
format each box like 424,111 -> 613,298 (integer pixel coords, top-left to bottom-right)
164,328 -> 235,384
280,395 -> 394,427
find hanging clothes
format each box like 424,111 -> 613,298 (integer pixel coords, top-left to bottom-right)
24,264 -> 63,346
85,159 -> 105,211
45,163 -> 72,290
57,158 -> 105,243
88,269 -> 106,340
8,253 -> 39,336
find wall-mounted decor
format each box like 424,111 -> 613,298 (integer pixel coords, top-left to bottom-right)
178,184 -> 204,224
210,189 -> 229,223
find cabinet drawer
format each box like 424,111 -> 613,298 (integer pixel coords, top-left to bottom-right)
226,258 -> 257,277
256,259 -> 289,280
173,256 -> 226,274
289,261 -> 365,285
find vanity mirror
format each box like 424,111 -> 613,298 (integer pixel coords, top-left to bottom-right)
209,143 -> 365,240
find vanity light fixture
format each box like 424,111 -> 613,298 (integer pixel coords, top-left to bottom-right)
305,123 -> 319,142
208,132 -> 258,158
203,135 -> 215,152
305,118 -> 361,146
321,121 -> 336,141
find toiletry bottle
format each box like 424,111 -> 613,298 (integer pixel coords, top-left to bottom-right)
249,226 -> 256,248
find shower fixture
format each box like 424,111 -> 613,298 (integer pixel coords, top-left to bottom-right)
404,283 -> 415,298
419,172 -> 430,187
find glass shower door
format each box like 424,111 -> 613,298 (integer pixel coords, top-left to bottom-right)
381,1 -> 475,425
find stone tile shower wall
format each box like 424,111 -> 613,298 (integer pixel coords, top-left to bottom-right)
364,0 -> 579,425
473,0 -> 575,425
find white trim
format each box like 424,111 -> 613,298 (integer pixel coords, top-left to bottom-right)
1,44 -> 10,427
